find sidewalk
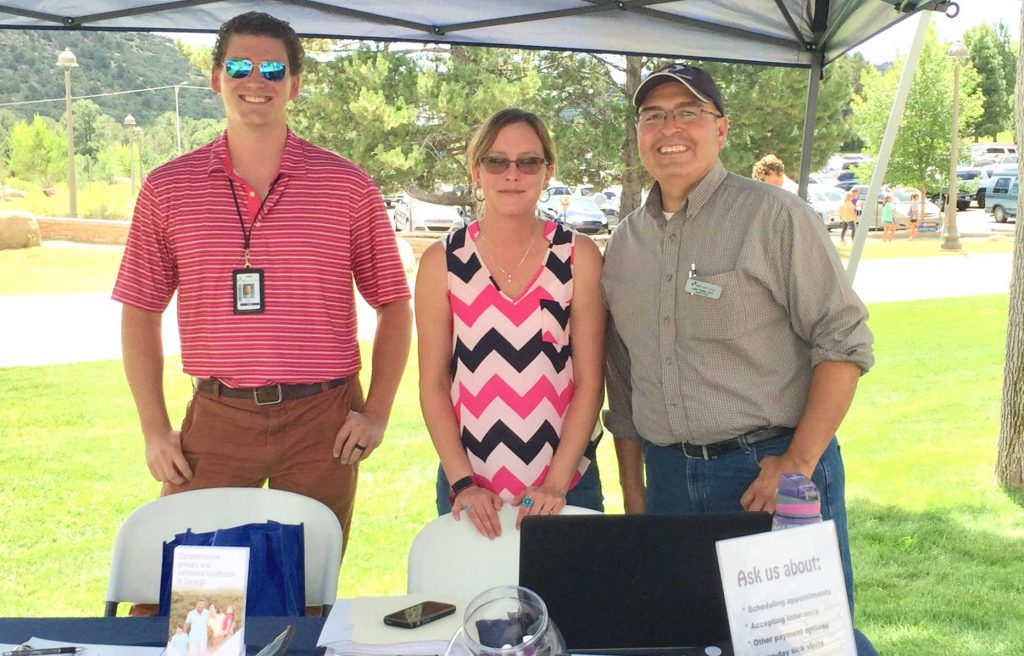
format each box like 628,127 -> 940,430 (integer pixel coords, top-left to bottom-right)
0,251 -> 1013,368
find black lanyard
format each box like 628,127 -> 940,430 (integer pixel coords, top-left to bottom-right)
228,174 -> 281,268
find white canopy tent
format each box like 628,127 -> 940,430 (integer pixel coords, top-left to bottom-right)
0,0 -> 962,275
0,1 -> 943,67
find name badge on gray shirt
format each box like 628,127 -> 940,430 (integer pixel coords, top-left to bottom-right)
685,277 -> 722,299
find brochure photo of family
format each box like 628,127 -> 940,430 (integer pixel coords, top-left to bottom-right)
167,595 -> 244,656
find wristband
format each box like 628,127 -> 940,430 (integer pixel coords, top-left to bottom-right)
450,475 -> 476,497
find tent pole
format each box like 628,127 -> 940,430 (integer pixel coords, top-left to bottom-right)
846,10 -> 932,283
798,52 -> 823,200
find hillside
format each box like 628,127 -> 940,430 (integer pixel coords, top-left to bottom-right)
0,29 -> 222,125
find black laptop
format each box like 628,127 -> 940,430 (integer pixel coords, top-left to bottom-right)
519,512 -> 772,655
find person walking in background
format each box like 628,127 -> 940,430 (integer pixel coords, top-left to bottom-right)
880,194 -> 896,242
839,189 -> 858,243
416,108 -> 605,539
751,153 -> 799,193
113,11 -> 412,552
907,191 -> 921,239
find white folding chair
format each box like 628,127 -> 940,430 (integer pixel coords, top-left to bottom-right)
104,487 -> 342,616
407,504 -> 601,600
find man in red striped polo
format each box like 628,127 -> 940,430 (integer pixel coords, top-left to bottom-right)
112,12 -> 412,551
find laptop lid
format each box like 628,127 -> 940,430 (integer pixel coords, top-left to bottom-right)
518,512 -> 772,654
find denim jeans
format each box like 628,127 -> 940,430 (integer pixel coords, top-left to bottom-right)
434,456 -> 605,515
643,433 -> 855,613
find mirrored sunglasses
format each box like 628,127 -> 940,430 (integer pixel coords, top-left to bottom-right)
478,156 -> 547,175
224,58 -> 288,82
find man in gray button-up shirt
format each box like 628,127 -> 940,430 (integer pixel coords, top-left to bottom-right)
602,64 -> 874,617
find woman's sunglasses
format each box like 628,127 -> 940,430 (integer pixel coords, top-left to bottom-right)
223,58 -> 288,82
478,156 -> 547,175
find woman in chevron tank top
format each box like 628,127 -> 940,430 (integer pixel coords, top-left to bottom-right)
416,108 -> 606,538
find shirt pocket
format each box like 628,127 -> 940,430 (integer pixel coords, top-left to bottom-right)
539,298 -> 571,348
682,270 -> 752,341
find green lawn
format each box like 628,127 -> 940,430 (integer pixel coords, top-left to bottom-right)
0,230 -> 1015,296
1,294 -> 1021,654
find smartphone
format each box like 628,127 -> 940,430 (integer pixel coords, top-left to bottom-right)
383,600 -> 457,629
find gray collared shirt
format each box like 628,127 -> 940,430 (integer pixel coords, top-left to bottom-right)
602,160 -> 873,446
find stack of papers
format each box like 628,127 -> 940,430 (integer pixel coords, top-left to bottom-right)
318,595 -> 465,656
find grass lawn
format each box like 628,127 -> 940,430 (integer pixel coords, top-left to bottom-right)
1,178 -> 137,220
0,244 -> 123,295
1,293 -> 1021,654
0,234 -> 1014,296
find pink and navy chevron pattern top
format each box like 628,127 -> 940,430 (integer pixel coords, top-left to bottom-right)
445,220 -> 591,501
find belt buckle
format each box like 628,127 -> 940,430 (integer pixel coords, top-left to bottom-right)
254,384 -> 283,405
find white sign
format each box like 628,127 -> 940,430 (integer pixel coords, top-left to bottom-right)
716,521 -> 856,656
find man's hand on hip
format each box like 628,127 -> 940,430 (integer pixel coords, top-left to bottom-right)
334,409 -> 385,465
145,428 -> 193,484
741,453 -> 812,513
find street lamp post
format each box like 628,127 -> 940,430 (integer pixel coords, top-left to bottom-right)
942,40 -> 969,251
57,48 -> 78,217
123,114 -> 136,195
134,126 -> 144,186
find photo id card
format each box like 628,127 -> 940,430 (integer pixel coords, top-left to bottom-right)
234,268 -> 265,314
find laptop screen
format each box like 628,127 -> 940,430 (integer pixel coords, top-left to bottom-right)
519,512 -> 772,654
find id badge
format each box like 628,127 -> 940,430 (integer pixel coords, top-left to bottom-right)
233,268 -> 265,314
684,277 -> 722,299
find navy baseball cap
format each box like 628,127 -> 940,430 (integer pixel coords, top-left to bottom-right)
633,63 -> 726,116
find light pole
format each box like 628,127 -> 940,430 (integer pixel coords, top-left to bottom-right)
942,40 -> 969,251
57,48 -> 78,217
123,114 -> 136,195
134,126 -> 144,185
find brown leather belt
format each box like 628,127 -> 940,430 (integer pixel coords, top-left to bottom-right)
195,377 -> 349,406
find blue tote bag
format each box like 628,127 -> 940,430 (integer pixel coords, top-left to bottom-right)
159,520 -> 306,616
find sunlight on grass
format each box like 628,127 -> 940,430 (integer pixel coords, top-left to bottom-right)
2,178 -> 137,220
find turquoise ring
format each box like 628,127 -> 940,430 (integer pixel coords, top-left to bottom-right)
523,496 -> 535,508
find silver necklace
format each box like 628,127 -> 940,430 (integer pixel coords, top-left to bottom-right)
479,221 -> 539,284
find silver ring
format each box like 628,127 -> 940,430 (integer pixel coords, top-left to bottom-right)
463,503 -> 473,511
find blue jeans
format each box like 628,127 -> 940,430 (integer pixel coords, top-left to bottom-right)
434,456 -> 605,515
643,433 -> 854,613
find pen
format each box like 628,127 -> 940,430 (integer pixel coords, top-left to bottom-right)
3,648 -> 81,656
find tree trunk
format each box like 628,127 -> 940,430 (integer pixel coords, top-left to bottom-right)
619,56 -> 646,217
996,2 -> 1024,488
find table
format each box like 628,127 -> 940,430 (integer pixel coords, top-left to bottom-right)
0,617 -> 326,655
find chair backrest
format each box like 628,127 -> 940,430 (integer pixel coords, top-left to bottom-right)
406,504 -> 600,600
104,487 -> 342,616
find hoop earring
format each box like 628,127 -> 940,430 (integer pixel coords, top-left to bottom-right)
474,187 -> 485,202
539,188 -> 551,203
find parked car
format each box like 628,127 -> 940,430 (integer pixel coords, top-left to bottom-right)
936,168 -> 989,212
986,173 -> 1018,223
834,170 -> 861,191
971,143 -> 1017,167
538,195 -> 608,234
591,188 -> 621,229
807,184 -> 845,229
393,193 -> 465,233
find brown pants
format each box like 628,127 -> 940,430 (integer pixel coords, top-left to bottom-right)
162,378 -> 362,557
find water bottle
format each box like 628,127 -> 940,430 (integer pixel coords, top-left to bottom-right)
772,472 -> 821,531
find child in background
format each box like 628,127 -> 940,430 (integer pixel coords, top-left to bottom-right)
881,194 -> 896,242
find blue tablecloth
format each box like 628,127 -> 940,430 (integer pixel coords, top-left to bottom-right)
0,616 -> 325,655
